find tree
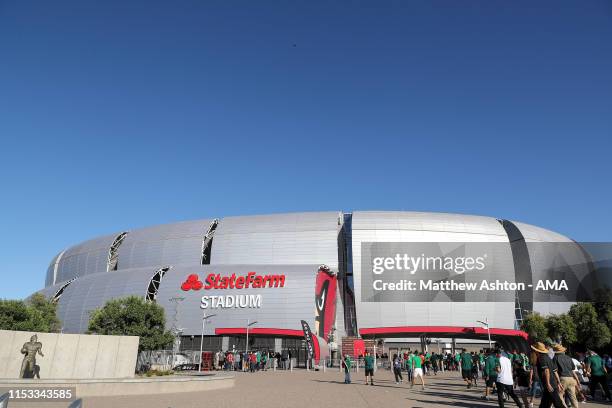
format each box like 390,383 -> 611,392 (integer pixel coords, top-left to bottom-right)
0,294 -> 61,333
87,296 -> 174,352
593,287 -> 612,330
568,303 -> 611,350
28,293 -> 61,332
521,312 -> 548,342
546,313 -> 577,346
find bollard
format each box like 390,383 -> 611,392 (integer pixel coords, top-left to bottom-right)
290,359 -> 293,372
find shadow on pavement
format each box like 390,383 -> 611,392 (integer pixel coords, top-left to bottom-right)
412,400 -> 493,408
312,379 -> 405,390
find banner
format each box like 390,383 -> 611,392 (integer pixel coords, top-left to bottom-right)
301,320 -> 315,360
314,265 -> 338,342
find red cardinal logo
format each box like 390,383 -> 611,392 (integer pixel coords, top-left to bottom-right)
181,274 -> 203,291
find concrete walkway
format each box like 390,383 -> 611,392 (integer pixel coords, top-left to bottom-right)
13,369 -> 612,408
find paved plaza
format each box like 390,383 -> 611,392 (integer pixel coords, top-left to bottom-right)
17,368 -> 612,408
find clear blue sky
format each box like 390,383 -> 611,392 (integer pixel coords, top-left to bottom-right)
1,1 -> 611,299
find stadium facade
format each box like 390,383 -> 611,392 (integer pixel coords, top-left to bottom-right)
37,211 -> 583,357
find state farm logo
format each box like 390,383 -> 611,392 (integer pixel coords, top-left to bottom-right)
181,274 -> 203,291
181,272 -> 286,291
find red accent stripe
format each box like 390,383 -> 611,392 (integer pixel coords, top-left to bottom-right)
359,326 -> 528,340
215,327 -> 305,337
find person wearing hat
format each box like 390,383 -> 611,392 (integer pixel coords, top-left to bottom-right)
552,344 -> 579,408
531,342 -> 565,408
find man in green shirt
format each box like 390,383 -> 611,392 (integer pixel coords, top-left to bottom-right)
586,351 -> 611,401
405,353 -> 413,382
460,351 -> 474,388
481,349 -> 499,401
364,351 -> 374,386
431,352 -> 438,375
478,351 -> 486,377
411,350 -> 425,390
342,354 -> 352,384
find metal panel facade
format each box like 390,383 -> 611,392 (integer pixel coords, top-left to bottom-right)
156,265 -> 319,335
41,264 -> 319,335
43,267 -> 175,333
117,219 -> 213,270
351,211 -> 516,330
513,220 -> 576,316
211,212 -> 340,268
38,211 -> 579,337
52,234 -> 119,285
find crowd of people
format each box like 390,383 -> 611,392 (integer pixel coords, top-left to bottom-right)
475,343 -> 611,408
207,343 -> 611,407
338,344 -> 611,408
212,350 -> 295,372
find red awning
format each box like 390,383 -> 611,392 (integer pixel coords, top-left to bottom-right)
215,327 -> 304,337
359,325 -> 528,340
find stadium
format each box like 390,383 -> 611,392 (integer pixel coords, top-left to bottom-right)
36,211 -> 590,363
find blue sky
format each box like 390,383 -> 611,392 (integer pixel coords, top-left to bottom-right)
1,0 -> 611,299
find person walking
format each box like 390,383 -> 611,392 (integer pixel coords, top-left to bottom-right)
405,352 -> 413,383
234,351 -> 241,371
471,352 -> 480,387
411,350 -> 425,390
552,344 -> 580,408
431,352 -> 438,375
364,351 -> 374,386
512,351 -> 532,408
495,349 -> 524,408
275,352 -> 281,370
585,350 -> 611,402
261,351 -> 268,371
571,356 -> 588,403
479,350 -> 486,378
392,354 -> 403,384
213,350 -> 220,371
249,352 -> 257,373
342,354 -> 352,384
531,342 -> 565,408
219,351 -> 225,370
226,351 -> 233,371
460,350 -> 474,389
482,349 -> 499,401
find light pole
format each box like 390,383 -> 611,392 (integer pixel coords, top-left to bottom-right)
477,318 -> 492,350
246,319 -> 258,354
199,312 -> 216,371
